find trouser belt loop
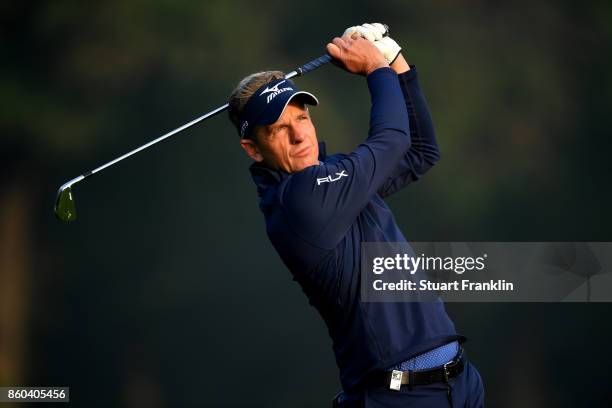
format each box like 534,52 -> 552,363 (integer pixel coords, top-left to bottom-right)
408,370 -> 415,390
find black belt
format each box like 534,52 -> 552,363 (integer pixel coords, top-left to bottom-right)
372,346 -> 465,389
332,347 -> 466,407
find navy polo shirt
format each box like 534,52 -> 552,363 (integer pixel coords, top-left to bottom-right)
249,67 -> 465,391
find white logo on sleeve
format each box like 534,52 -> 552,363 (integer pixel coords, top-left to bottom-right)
316,170 -> 349,185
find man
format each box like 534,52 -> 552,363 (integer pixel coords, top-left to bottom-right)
228,24 -> 485,407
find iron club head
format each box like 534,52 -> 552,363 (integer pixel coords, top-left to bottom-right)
54,176 -> 84,222
55,186 -> 77,222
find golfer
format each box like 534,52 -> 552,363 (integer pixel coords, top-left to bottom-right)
228,24 -> 485,407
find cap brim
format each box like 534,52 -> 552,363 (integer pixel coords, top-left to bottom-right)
258,91 -> 319,126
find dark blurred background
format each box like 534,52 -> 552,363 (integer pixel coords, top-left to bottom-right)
1,0 -> 611,406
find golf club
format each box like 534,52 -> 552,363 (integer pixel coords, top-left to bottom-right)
54,25 -> 389,222
53,55 -> 333,222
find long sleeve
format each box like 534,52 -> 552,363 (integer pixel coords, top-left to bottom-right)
378,66 -> 440,198
280,67 -> 411,249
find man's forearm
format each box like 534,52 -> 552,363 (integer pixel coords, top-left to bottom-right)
367,67 -> 411,142
398,67 -> 440,167
375,66 -> 440,198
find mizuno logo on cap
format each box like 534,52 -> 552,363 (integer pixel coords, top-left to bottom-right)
260,80 -> 293,104
260,80 -> 287,95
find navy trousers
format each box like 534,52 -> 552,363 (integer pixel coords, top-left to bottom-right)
335,360 -> 485,408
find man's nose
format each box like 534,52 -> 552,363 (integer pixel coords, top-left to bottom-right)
289,125 -> 306,143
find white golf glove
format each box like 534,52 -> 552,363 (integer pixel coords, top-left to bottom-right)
343,23 -> 402,64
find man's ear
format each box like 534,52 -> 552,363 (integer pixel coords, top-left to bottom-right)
240,138 -> 264,162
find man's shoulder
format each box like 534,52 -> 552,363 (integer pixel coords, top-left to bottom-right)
325,153 -> 349,164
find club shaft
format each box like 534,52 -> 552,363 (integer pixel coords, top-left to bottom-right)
85,102 -> 229,179
60,53 -> 333,192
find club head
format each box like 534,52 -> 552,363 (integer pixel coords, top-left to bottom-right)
55,185 -> 77,222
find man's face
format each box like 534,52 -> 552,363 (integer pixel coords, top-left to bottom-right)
240,101 -> 319,173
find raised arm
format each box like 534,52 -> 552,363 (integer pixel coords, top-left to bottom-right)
341,24 -> 441,197
378,62 -> 440,198
280,35 -> 411,249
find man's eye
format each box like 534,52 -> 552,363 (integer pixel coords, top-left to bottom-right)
274,125 -> 286,134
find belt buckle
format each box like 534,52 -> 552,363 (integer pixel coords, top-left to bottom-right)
389,370 -> 404,391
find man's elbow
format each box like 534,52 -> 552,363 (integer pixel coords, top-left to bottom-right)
430,148 -> 441,166
424,145 -> 441,169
